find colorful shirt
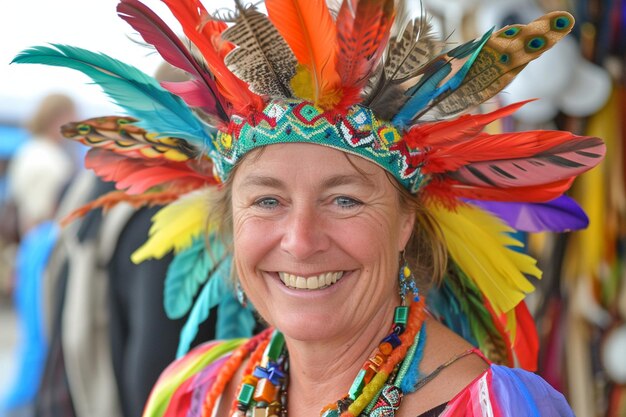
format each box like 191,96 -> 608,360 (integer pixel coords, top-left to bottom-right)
143,339 -> 574,417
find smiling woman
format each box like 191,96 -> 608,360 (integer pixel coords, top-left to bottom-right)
11,0 -> 606,416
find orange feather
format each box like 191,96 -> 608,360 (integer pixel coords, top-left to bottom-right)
266,0 -> 341,108
60,190 -> 179,226
162,0 -> 263,115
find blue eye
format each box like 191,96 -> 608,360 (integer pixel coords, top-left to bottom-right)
254,197 -> 279,209
335,196 -> 361,208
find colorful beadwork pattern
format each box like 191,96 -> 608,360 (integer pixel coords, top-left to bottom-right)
213,100 -> 426,192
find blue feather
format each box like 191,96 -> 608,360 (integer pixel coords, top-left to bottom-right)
164,235 -> 226,319
176,256 -> 232,358
216,294 -> 256,340
392,29 -> 493,127
399,325 -> 427,393
12,44 -> 214,148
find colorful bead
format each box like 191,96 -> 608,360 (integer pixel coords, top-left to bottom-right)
394,306 -> 408,325
237,383 -> 255,406
348,369 -> 367,400
369,385 -> 403,417
379,342 -> 393,356
254,378 -> 279,403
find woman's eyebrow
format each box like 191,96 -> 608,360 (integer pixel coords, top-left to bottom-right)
322,174 -> 375,190
239,175 -> 285,190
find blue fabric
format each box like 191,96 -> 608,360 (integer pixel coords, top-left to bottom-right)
490,365 -> 575,417
0,221 -> 58,413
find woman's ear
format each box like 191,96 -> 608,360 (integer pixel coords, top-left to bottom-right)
398,211 -> 416,251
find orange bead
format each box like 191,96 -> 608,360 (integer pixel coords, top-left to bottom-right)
369,352 -> 385,367
253,378 -> 279,403
379,342 -> 393,356
243,374 -> 259,385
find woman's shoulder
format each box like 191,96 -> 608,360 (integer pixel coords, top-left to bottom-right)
439,364 -> 575,417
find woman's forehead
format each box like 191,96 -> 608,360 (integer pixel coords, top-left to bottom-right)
234,143 -> 387,184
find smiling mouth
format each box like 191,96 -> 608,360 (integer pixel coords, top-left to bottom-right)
278,271 -> 344,290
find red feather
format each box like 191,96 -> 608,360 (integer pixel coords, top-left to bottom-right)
449,136 -> 605,187
335,0 -> 395,107
85,149 -> 214,195
117,0 -> 229,120
405,100 -> 533,148
162,0 -> 264,115
423,177 -> 576,205
511,302 -> 539,371
422,132 -> 604,175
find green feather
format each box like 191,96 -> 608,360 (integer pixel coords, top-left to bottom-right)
12,44 -> 213,147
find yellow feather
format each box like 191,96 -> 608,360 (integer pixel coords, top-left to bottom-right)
131,189 -> 214,263
430,202 -> 542,313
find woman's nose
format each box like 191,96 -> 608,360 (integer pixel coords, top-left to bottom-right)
280,204 -> 329,260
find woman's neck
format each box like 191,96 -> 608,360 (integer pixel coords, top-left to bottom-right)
282,298 -> 399,416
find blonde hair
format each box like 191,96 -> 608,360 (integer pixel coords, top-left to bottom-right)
26,93 -> 76,136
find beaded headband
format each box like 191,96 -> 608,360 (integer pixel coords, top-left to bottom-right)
213,100 -> 422,191
13,0 -> 605,366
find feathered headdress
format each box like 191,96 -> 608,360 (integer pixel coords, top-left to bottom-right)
12,0 -> 605,366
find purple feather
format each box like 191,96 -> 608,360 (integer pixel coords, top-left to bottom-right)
467,195 -> 589,232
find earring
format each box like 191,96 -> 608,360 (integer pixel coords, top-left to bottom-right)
236,281 -> 247,307
398,252 -> 419,304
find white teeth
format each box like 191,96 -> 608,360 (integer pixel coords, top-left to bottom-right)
278,271 -> 344,290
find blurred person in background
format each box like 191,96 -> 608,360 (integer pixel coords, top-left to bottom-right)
7,93 -> 77,236
1,93 -> 78,417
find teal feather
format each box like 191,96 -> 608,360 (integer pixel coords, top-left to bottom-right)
216,294 -> 256,340
427,279 -> 476,345
12,44 -> 214,148
392,29 -> 492,128
399,325 -> 426,393
176,255 -> 232,358
164,235 -> 226,319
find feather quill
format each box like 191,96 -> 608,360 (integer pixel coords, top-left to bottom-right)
12,45 -> 214,146
131,189 -> 214,263
117,0 -> 229,120
429,202 -> 541,314
265,0 -> 341,108
221,0 -> 296,97
162,0 -> 264,114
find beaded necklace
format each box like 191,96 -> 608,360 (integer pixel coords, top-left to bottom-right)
224,296 -> 426,417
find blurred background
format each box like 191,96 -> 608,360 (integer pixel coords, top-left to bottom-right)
0,0 -> 624,416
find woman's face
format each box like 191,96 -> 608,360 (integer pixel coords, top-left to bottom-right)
231,143 -> 415,341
